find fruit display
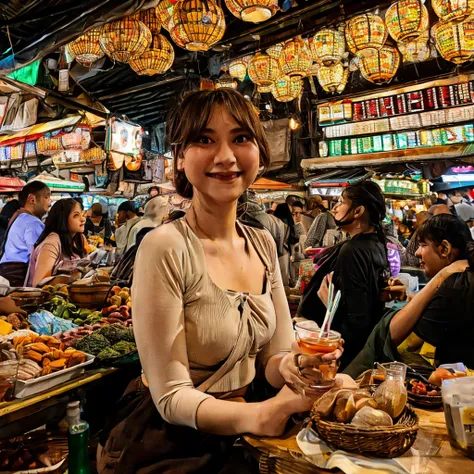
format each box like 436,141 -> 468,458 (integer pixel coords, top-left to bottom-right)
0,313 -> 29,332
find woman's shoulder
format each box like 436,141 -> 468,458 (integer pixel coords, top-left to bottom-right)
141,218 -> 188,248
240,223 -> 277,264
42,232 -> 61,245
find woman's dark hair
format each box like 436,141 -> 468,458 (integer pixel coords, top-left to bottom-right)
274,203 -> 294,224
292,201 -> 304,209
167,89 -> 271,199
19,181 -> 49,207
417,214 -> 474,268
1,199 -> 20,219
35,199 -> 85,259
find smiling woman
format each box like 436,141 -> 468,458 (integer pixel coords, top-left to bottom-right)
97,89 -> 346,474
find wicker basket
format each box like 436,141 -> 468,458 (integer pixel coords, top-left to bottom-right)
310,406 -> 419,458
69,282 -> 112,309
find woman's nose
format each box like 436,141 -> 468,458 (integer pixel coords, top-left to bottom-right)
214,141 -> 236,166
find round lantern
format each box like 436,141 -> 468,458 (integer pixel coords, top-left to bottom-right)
271,76 -> 303,102
135,8 -> 161,33
385,0 -> 429,43
311,28 -> 345,66
345,14 -> 388,56
224,0 -> 278,23
279,36 -> 312,78
169,21 -> 188,48
216,72 -> 238,89
266,42 -> 284,59
248,52 -> 280,87
257,84 -> 273,93
100,18 -> 152,63
308,62 -> 320,76
172,0 -> 226,52
67,28 -> 104,67
432,0 -> 474,23
229,58 -> 248,81
129,34 -> 175,75
316,62 -> 349,93
398,32 -> 431,62
156,0 -> 175,31
432,19 -> 474,64
359,46 -> 400,84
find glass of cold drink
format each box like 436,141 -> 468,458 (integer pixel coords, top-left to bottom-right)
294,321 -> 341,390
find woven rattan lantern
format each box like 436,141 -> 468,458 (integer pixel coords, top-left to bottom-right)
266,42 -> 284,59
345,14 -> 388,57
248,52 -> 280,87
432,19 -> 474,63
135,8 -> 161,34
257,84 -> 273,92
271,76 -> 303,102
172,0 -> 226,52
156,0 -> 175,31
316,62 -> 349,93
225,0 -> 278,23
229,58 -> 248,81
129,34 -> 175,75
432,0 -> 474,23
359,46 -> 400,84
385,0 -> 429,43
398,32 -> 431,62
311,28 -> 345,66
67,28 -> 104,67
279,37 -> 312,78
100,17 -> 152,63
216,72 -> 238,89
169,21 -> 188,48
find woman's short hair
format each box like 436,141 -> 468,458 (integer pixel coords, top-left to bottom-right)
167,89 -> 271,199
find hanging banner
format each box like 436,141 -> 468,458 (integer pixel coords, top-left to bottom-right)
109,118 -> 143,156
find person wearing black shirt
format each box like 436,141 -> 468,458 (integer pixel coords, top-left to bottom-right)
298,181 -> 389,369
84,203 -> 113,245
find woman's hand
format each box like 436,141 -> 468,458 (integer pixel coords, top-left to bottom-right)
437,259 -> 469,281
317,272 -> 333,308
279,340 -> 344,397
380,278 -> 407,302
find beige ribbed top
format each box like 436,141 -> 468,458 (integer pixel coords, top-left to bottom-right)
132,218 -> 294,429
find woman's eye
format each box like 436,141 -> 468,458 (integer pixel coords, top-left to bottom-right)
234,135 -> 251,144
196,136 -> 212,144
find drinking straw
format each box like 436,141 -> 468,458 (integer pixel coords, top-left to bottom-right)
320,280 -> 334,337
326,290 -> 341,334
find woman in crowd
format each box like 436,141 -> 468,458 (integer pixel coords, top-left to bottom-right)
26,199 -> 86,287
303,203 -> 337,249
97,89 -> 344,473
84,203 -> 112,245
274,202 -> 298,246
0,199 -> 20,248
344,214 -> 473,377
298,181 -> 389,369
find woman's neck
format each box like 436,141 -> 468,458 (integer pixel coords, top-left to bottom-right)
190,194 -> 238,241
344,220 -> 375,238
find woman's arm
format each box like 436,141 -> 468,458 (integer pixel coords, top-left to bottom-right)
389,260 -> 469,345
31,235 -> 61,287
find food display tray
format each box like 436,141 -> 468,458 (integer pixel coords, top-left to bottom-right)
14,354 -> 95,399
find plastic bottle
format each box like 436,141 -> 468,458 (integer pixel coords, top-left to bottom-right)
67,401 -> 91,474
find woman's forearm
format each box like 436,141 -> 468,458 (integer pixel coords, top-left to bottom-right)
265,353 -> 286,388
389,273 -> 444,345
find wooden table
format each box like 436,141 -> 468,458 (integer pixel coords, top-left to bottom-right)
244,408 -> 474,473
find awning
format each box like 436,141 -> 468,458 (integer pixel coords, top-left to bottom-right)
0,176 -> 25,192
250,178 -> 293,190
28,174 -> 85,193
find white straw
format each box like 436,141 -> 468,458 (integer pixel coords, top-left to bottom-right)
320,280 -> 334,336
327,290 -> 341,334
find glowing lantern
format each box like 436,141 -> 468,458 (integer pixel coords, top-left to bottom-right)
224,0 -> 278,23
432,0 -> 474,23
266,42 -> 284,59
345,14 -> 388,56
385,0 -> 429,43
359,46 -> 400,84
279,36 -> 312,78
100,17 -> 152,63
172,0 -> 226,51
271,75 -> 303,102
67,28 -> 104,67
156,0 -> 175,31
129,34 -> 175,75
311,28 -> 345,66
398,32 -> 431,62
135,8 -> 161,33
432,19 -> 474,64
257,84 -> 273,92
229,58 -> 248,81
248,52 -> 280,87
216,72 -> 238,89
316,62 -> 349,93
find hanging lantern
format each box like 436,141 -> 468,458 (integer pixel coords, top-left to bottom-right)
359,46 -> 400,84
257,84 -> 273,92
271,76 -> 303,102
398,32 -> 431,62
316,62 -> 349,93
229,58 -> 248,81
248,52 -> 280,87
432,19 -> 474,63
135,8 -> 162,33
156,0 -> 175,31
129,34 -> 175,75
345,14 -> 388,57
308,62 -> 320,76
266,42 -> 284,59
311,28 -> 345,66
67,28 -> 104,67
169,21 -> 188,48
216,72 -> 238,89
224,0 -> 278,23
100,17 -> 152,63
172,0 -> 226,52
385,0 -> 429,43
279,36 -> 312,78
432,0 -> 474,23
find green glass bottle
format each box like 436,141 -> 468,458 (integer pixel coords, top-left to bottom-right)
67,401 -> 91,474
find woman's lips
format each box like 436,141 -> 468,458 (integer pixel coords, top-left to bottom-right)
206,172 -> 243,182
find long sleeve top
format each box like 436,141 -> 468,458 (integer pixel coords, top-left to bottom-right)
132,218 -> 294,429
304,211 -> 337,249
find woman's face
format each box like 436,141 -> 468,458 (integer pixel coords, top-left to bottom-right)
177,105 -> 260,204
415,240 -> 448,278
68,203 -> 86,234
332,192 -> 354,225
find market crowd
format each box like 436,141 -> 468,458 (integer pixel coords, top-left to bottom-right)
0,89 -> 472,473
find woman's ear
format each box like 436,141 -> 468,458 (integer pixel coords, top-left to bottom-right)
353,205 -> 366,220
439,239 -> 453,259
177,157 -> 185,171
